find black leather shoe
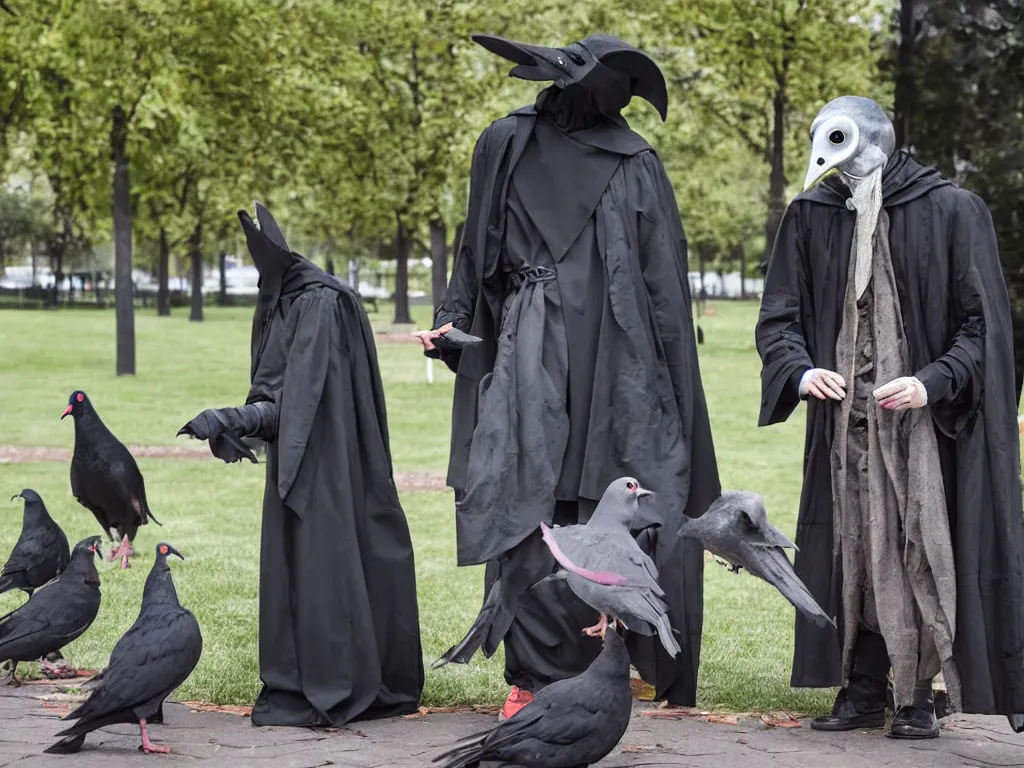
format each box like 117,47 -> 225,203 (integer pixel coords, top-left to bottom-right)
887,705 -> 939,739
811,690 -> 886,731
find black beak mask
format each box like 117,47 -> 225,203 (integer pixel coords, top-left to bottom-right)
238,202 -> 296,306
472,33 -> 668,122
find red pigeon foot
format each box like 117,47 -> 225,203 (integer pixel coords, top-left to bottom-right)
582,614 -> 609,638
39,655 -> 78,679
139,719 -> 170,754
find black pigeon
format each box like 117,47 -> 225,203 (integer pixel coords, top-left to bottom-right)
0,536 -> 102,684
45,542 -> 203,755
0,490 -> 70,597
431,625 -> 632,768
63,390 -> 161,568
0,490 -> 73,679
678,491 -> 835,629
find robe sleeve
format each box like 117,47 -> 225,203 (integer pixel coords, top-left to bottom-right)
755,203 -> 815,426
914,191 -> 998,429
276,287 -> 336,519
424,127 -> 492,373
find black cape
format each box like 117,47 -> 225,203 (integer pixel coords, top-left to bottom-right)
756,151 -> 1024,723
244,225 -> 424,727
431,101 -> 721,704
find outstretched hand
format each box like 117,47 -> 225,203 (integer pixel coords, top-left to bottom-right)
873,377 -> 927,410
411,322 -> 454,351
176,409 -> 226,441
799,368 -> 847,401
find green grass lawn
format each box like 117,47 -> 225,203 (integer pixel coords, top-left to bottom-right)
0,300 -> 836,715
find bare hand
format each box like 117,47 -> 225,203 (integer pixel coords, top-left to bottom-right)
873,377 -> 927,410
411,322 -> 453,351
799,368 -> 847,401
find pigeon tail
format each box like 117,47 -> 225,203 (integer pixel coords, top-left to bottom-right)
43,733 -> 86,755
432,577 -> 506,668
430,728 -> 490,768
540,523 -> 629,586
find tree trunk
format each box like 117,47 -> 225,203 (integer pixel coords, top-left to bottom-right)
325,257 -> 335,276
188,222 -> 204,322
111,105 -> 135,376
763,78 -> 788,264
894,0 -> 916,149
392,219 -> 413,324
157,227 -> 170,316
218,250 -> 227,306
348,258 -> 360,288
429,219 -> 448,311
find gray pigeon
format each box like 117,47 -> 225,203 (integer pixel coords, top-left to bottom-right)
431,624 -> 632,768
678,491 -> 835,628
539,477 -> 680,657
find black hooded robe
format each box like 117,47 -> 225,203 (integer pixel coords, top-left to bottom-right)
237,213 -> 424,727
756,151 -> 1024,725
430,95 -> 721,705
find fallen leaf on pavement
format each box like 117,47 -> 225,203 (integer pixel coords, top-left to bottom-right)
182,702 -> 253,717
630,679 -> 656,700
622,744 -> 658,753
761,713 -> 801,728
402,705 -> 501,718
705,713 -> 741,725
641,707 -> 708,719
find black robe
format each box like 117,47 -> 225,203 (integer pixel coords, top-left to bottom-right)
756,151 -> 1024,723
246,248 -> 424,727
430,98 -> 721,704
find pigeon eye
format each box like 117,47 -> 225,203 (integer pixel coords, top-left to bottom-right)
828,130 -> 845,145
76,393 -> 83,402
159,545 -> 169,555
626,481 -> 636,491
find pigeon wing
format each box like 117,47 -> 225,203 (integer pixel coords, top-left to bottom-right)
62,609 -> 202,725
488,685 -> 614,753
543,526 -> 653,589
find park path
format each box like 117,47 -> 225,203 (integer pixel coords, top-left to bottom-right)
3,678 -> 1024,767
0,445 -> 449,492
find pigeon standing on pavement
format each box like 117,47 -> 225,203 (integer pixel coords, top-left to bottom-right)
431,624 -> 632,768
0,536 -> 102,684
678,490 -> 835,628
0,490 -> 73,679
0,489 -> 70,597
45,542 -> 203,756
539,477 -> 681,658
63,390 -> 161,568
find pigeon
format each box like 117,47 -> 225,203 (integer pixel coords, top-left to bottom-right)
0,536 -> 102,684
0,490 -> 73,679
539,477 -> 681,658
0,490 -> 70,597
678,490 -> 835,629
45,542 -> 203,755
63,390 -> 161,568
431,624 -> 632,768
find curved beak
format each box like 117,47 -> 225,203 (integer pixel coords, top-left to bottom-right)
61,405 -> 73,420
636,487 -> 653,498
10,492 -> 21,502
167,546 -> 184,562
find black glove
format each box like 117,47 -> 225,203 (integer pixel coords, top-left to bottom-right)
177,402 -> 278,464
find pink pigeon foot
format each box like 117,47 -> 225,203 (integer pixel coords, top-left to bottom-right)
139,720 -> 170,754
39,655 -> 78,679
110,535 -> 133,569
582,614 -> 609,638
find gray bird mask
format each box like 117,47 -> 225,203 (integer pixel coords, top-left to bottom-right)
803,96 -> 896,190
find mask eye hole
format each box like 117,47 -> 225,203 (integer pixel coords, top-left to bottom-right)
828,130 -> 846,145
562,49 -> 585,66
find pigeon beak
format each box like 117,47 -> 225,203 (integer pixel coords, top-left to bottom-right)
636,487 -> 653,498
10,492 -> 21,502
630,492 -> 662,532
158,544 -> 185,562
61,405 -> 73,419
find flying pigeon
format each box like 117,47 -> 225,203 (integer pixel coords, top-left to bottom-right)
45,542 -> 203,755
0,536 -> 102,684
539,477 -> 680,657
0,490 -> 70,597
431,624 -> 632,768
63,390 -> 161,568
678,491 -> 835,629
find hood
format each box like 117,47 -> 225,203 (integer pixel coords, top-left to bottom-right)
473,32 -> 667,121
239,203 -> 298,306
797,150 -> 952,209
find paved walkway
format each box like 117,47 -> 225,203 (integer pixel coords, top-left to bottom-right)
3,680 -> 1024,767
